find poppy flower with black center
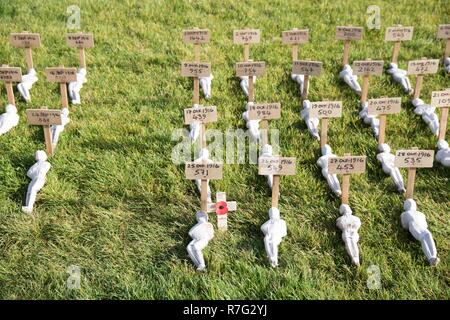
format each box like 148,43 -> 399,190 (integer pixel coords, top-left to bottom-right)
215,201 -> 228,215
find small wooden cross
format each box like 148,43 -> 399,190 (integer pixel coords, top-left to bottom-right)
0,65 -> 22,106
431,89 -> 450,141
10,31 -> 41,70
247,102 -> 280,147
437,24 -> 450,65
352,59 -> 384,104
26,107 -> 62,156
66,32 -> 94,69
336,26 -> 363,67
308,100 -> 343,147
206,192 -> 237,231
367,97 -> 402,146
235,60 -> 265,103
45,66 -> 77,109
292,59 -> 322,100
385,25 -> 413,64
282,28 -> 309,61
407,57 -> 439,99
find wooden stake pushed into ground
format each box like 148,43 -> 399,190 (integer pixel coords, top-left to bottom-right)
437,24 -> 450,62
328,154 -> 367,205
233,29 -> 261,62
258,156 -> 296,208
10,32 -> 41,70
247,102 -> 281,146
431,89 -> 450,141
407,58 -> 440,99
235,60 -> 266,102
395,148 -> 435,199
292,60 -> 322,100
282,28 -> 309,61
45,66 -> 77,109
352,59 -> 384,104
26,107 -> 62,156
367,97 -> 402,145
0,65 -> 22,106
385,26 -> 413,64
308,100 -> 343,147
182,28 -> 211,105
67,32 -> 95,69
336,26 -> 363,67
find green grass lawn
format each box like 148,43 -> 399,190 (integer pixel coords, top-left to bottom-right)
0,0 -> 449,299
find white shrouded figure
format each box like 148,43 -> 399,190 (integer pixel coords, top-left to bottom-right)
444,57 -> 450,73
411,98 -> 439,136
0,104 -> 20,135
239,75 -> 256,97
68,68 -> 87,105
436,139 -> 450,167
21,150 -> 51,214
376,143 -> 406,193
259,144 -> 273,189
300,99 -> 320,140
187,211 -> 214,271
17,68 -> 38,102
51,108 -> 70,146
386,63 -> 413,94
261,207 -> 287,267
339,64 -> 361,95
291,73 -> 304,93
199,74 -> 213,99
401,199 -> 439,266
359,101 -> 380,138
189,104 -> 201,142
336,204 -> 361,266
194,148 -> 212,203
317,144 -> 342,196
242,103 -> 261,142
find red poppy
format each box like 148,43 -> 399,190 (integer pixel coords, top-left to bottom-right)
215,201 -> 228,215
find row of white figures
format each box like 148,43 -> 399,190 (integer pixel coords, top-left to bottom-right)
261,207 -> 287,267
21,150 -> 50,214
339,65 -> 362,95
401,199 -> 439,266
377,143 -> 406,193
317,144 -> 342,196
411,98 -> 440,136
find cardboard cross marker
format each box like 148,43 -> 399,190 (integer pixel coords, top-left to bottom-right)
395,148 -> 434,199
10,32 -> 41,70
431,89 -> 450,141
352,59 -> 384,104
67,32 -> 94,69
206,192 -> 237,231
309,100 -> 343,147
182,28 -> 211,105
26,108 -> 62,156
258,156 -> 296,208
233,29 -> 261,61
367,97 -> 402,145
45,66 -> 77,109
328,154 -> 367,205
437,24 -> 450,61
407,58 -> 439,99
336,26 -> 363,67
282,28 -> 309,61
0,65 -> 22,106
385,26 -> 413,64
248,102 -> 280,146
292,60 -> 322,100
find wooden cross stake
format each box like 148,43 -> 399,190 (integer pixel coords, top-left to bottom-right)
247,102 -> 281,147
282,28 -> 309,62
45,66 -> 77,109
367,97 -> 402,145
26,107 -> 62,156
436,24 -> 450,61
336,26 -> 363,67
407,57 -> 440,99
309,100 -> 343,147
292,60 -> 322,101
66,32 -> 95,69
0,65 -> 22,106
385,26 -> 414,64
10,32 -> 41,70
328,154 -> 367,205
431,89 -> 450,141
258,156 -> 296,208
395,148 -> 434,199
206,192 -> 237,231
352,59 -> 384,104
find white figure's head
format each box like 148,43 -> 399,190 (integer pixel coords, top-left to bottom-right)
269,207 -> 280,220
388,62 -> 398,70
343,64 -> 351,72
261,144 -> 272,156
378,143 -> 391,153
437,139 -> 449,150
321,144 -> 332,155
360,101 -> 368,109
339,204 -> 352,215
242,110 -> 249,121
444,57 -> 450,64
198,148 -> 209,160
28,68 -> 37,75
412,98 -> 424,107
404,199 -> 417,212
302,99 -> 311,109
61,108 -> 70,117
35,150 -> 48,162
5,104 -> 17,114
196,211 -> 208,222
79,68 -> 87,76
192,103 -> 200,108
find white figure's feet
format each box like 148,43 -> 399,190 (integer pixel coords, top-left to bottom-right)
68,68 -> 87,105
199,74 -> 213,99
386,63 -> 413,94
339,64 -> 361,96
436,139 -> 450,167
17,68 -> 38,102
0,104 -> 20,136
300,99 -> 320,140
411,98 -> 439,136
